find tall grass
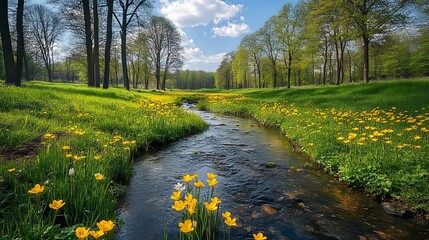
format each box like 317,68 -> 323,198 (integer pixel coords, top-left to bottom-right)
198,79 -> 429,213
0,82 -> 207,238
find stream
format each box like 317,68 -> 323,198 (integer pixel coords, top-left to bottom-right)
116,105 -> 429,240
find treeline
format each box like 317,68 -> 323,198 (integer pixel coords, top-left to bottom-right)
216,0 -> 429,89
0,0 -> 197,90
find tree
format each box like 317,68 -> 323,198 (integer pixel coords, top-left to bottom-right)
103,0 -> 114,89
274,1 -> 306,88
26,4 -> 62,82
113,0 -> 150,90
259,17 -> 280,88
93,0 -> 100,87
344,0 -> 411,83
231,47 -> 250,88
0,0 -> 16,85
82,0 -> 94,86
215,52 -> 234,89
142,16 -> 183,90
241,33 -> 263,88
15,0 -> 25,86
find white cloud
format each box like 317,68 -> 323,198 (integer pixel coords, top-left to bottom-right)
240,16 -> 245,21
183,47 -> 226,71
160,0 -> 243,27
212,22 -> 250,38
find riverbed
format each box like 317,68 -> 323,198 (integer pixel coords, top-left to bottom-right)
116,105 -> 428,239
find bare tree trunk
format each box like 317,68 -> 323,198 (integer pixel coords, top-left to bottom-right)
15,0 -> 24,86
363,36 -> 370,83
93,0 -> 100,87
83,0 -> 94,86
103,0 -> 113,89
0,0 -> 16,85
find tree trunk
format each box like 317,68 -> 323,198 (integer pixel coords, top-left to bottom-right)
287,53 -> 292,89
93,0 -> 100,87
334,40 -> 341,86
363,36 -> 370,83
103,0 -> 113,89
83,0 -> 94,86
15,0 -> 24,86
0,0 -> 16,85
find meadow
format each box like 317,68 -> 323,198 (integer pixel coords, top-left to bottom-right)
0,82 -> 207,239
197,79 -> 429,214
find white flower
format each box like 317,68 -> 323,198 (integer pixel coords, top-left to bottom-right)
68,168 -> 75,176
174,182 -> 185,191
44,179 -> 50,185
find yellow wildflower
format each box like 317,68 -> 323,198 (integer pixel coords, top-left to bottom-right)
253,232 -> 267,240
75,227 -> 90,240
182,174 -> 195,183
204,200 -> 219,211
178,219 -> 194,233
172,200 -> 186,211
194,180 -> 205,188
222,211 -> 231,219
207,172 -> 217,179
94,155 -> 102,161
7,168 -> 16,173
44,133 -> 55,139
28,184 -> 44,194
96,220 -> 115,232
66,153 -> 73,158
61,145 -> 71,150
225,216 -> 237,227
414,135 -> 421,141
89,230 -> 104,239
49,199 -> 65,210
207,178 -> 219,187
170,191 -> 182,201
94,173 -> 104,181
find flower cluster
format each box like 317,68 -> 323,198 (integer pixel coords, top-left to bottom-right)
170,173 -> 267,240
75,220 -> 115,240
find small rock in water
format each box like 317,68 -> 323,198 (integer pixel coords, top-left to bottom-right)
262,204 -> 278,215
381,202 -> 413,218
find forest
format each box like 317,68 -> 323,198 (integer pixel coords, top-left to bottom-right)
215,0 -> 429,89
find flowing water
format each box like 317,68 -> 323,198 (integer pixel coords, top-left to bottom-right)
116,105 -> 428,240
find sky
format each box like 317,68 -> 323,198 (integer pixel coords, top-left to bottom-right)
154,0 -> 295,72
30,0 -> 295,72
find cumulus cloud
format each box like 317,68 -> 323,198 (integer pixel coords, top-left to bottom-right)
160,0 -> 243,27
182,47 -> 226,70
212,22 -> 250,37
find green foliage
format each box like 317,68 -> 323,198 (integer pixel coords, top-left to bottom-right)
0,82 -> 207,238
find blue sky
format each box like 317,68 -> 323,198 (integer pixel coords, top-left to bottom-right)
155,0 -> 295,71
30,0 -> 295,72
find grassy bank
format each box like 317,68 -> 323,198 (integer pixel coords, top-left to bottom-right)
198,80 -> 429,213
0,82 -> 207,239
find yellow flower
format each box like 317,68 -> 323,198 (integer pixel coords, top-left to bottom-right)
211,196 -> 222,205
75,227 -> 90,240
222,211 -> 231,219
89,230 -> 104,239
207,178 -> 218,187
7,168 -> 16,173
194,180 -> 205,188
62,145 -> 71,150
170,191 -> 182,201
44,133 -> 55,139
184,193 -> 194,203
178,219 -> 194,233
186,204 -> 196,215
66,153 -> 73,158
337,136 -> 344,141
347,133 -> 357,140
96,220 -> 115,232
207,172 -> 217,179
414,135 -> 421,141
94,155 -> 102,161
204,201 -> 218,211
94,173 -> 104,181
182,174 -> 195,183
253,232 -> 267,240
28,184 -> 44,194
224,216 -> 237,227
49,199 -> 65,210
172,200 -> 186,211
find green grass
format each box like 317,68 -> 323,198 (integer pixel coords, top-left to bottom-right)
198,79 -> 429,213
0,82 -> 207,239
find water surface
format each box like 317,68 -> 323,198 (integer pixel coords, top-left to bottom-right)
117,106 -> 428,239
